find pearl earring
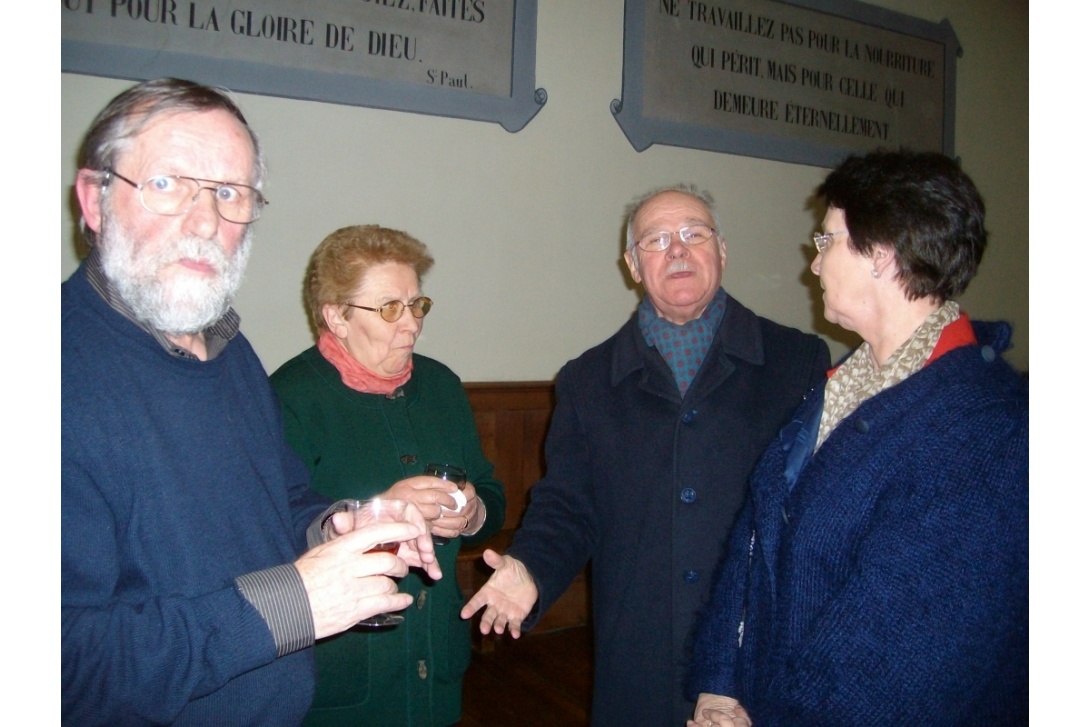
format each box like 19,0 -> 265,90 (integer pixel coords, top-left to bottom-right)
871,268 -> 879,278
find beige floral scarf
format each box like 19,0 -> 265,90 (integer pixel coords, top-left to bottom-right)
816,300 -> 961,450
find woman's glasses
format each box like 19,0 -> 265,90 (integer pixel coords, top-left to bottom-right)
344,297 -> 433,322
812,229 -> 847,254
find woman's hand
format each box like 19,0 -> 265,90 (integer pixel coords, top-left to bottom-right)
432,480 -> 485,538
382,474 -> 458,521
687,693 -> 752,727
382,475 -> 485,540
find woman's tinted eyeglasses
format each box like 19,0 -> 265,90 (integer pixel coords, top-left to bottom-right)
344,297 -> 433,322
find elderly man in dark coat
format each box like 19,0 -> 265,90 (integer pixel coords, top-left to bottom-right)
462,184 -> 831,726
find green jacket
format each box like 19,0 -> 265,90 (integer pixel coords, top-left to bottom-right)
270,347 -> 505,727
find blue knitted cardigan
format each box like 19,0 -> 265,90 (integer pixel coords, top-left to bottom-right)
688,320 -> 1028,726
62,263 -> 328,726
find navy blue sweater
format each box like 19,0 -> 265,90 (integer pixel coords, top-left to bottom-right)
62,263 -> 327,725
688,321 -> 1029,725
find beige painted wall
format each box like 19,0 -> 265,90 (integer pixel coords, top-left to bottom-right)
60,0 -> 1028,379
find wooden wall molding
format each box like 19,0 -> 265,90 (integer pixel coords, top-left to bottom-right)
457,381 -> 590,640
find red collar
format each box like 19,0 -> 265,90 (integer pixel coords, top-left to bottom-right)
926,312 -> 976,364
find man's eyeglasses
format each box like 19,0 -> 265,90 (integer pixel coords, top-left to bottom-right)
344,297 -> 433,323
812,229 -> 847,254
635,224 -> 717,252
105,168 -> 267,224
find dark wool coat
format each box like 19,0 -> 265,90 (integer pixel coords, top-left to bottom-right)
688,320 -> 1029,726
507,291 -> 830,726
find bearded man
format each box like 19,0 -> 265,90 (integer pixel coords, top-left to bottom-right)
62,78 -> 440,726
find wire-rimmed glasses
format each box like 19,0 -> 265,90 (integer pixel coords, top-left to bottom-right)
635,224 -> 717,252
344,297 -> 433,323
105,168 -> 267,224
812,229 -> 848,254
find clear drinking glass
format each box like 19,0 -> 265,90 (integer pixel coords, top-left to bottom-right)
344,498 -> 409,628
423,463 -> 467,546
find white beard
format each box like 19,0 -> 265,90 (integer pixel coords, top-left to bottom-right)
98,212 -> 252,336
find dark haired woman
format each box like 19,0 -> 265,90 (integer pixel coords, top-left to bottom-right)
687,150 -> 1028,726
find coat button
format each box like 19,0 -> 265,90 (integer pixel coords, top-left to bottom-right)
981,345 -> 996,362
680,488 -> 696,504
417,591 -> 428,609
400,454 -> 418,465
683,570 -> 699,583
417,660 -> 428,680
681,409 -> 698,424
854,418 -> 870,434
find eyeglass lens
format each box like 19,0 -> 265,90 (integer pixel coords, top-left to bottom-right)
813,230 -> 847,254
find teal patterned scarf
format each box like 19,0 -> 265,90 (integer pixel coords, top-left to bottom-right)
637,288 -> 726,396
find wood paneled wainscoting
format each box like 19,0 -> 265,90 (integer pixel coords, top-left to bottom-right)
456,382 -> 592,641
455,381 -> 593,726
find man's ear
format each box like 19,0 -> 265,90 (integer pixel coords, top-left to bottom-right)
623,249 -> 642,283
75,169 -> 106,234
321,304 -> 349,339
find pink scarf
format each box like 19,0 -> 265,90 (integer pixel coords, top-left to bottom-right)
317,330 -> 412,395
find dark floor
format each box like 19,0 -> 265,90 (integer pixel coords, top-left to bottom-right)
456,625 -> 593,727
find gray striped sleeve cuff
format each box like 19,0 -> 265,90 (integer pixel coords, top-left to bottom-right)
235,563 -> 315,658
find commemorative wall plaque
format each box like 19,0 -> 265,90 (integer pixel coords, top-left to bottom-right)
62,0 -> 546,132
612,0 -> 959,166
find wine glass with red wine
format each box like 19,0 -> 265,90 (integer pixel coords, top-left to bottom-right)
344,498 -> 409,628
